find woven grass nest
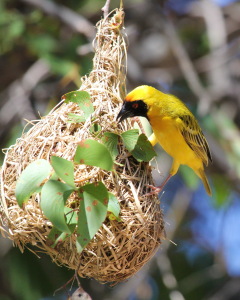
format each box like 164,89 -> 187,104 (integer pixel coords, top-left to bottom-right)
0,9 -> 165,284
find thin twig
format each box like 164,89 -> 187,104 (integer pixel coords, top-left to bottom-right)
164,17 -> 211,114
102,0 -> 111,18
53,274 -> 76,296
207,278 -> 240,300
197,0 -> 231,97
54,261 -> 82,296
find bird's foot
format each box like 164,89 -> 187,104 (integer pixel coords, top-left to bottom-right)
144,174 -> 172,196
144,184 -> 163,196
131,117 -> 146,134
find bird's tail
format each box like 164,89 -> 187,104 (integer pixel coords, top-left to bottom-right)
197,169 -> 212,196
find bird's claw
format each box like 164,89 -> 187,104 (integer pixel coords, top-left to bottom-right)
144,184 -> 163,196
131,117 -> 146,134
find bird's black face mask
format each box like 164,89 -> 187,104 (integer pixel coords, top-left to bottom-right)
117,100 -> 149,122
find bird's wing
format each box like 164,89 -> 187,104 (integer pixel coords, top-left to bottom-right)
177,114 -> 212,166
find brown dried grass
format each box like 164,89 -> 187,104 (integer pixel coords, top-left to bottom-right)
0,9 -> 165,284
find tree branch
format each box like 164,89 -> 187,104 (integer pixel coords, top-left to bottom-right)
102,0 -> 111,18
0,60 -> 50,140
164,17 -> 211,114
20,0 -> 95,39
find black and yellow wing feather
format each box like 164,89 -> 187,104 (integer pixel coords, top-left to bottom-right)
177,114 -> 212,166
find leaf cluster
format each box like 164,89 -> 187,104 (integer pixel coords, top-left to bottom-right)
15,91 -> 156,253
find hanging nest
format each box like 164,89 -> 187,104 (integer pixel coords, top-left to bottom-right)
0,9 -> 165,284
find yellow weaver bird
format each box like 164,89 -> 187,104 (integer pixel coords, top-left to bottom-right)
117,85 -> 212,196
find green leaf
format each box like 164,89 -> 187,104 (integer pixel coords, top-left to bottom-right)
107,192 -> 121,220
76,182 -> 109,253
15,159 -> 52,207
131,134 -> 157,162
53,232 -> 68,246
48,227 -> 69,247
65,207 -> 78,227
51,156 -> 76,188
41,180 -> 74,233
48,208 -> 78,247
121,129 -> 139,152
121,130 -> 156,162
74,139 -> 113,171
63,207 -> 78,235
48,226 -> 61,242
62,91 -> 93,119
90,123 -> 102,135
67,113 -> 85,123
102,132 -> 119,160
49,172 -> 59,181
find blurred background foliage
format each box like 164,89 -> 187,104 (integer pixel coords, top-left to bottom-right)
1,0 -> 240,299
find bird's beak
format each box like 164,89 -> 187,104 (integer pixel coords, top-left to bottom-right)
117,101 -> 134,122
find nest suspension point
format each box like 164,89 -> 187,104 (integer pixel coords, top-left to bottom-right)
0,9 -> 165,284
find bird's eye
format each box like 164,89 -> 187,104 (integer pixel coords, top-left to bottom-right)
132,103 -> 139,109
